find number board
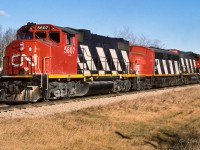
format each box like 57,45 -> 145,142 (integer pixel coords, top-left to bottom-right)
36,26 -> 49,30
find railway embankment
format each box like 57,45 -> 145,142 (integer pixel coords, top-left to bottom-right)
0,84 -> 199,149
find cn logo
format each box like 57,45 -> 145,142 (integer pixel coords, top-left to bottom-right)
12,54 -> 37,67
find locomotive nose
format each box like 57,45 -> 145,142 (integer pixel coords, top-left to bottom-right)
4,40 -> 38,75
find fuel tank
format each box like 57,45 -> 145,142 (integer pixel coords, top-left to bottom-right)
76,81 -> 114,96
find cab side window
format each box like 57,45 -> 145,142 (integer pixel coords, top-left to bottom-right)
49,32 -> 60,43
66,33 -> 74,45
35,32 -> 46,39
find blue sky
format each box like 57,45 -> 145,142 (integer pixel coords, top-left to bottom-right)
1,0 -> 200,53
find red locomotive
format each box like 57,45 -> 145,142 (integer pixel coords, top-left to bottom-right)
0,22 -> 199,102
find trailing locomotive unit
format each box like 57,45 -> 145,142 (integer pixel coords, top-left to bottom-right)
129,46 -> 200,89
129,46 -> 181,89
170,50 -> 200,83
153,47 -> 181,87
0,22 -> 131,102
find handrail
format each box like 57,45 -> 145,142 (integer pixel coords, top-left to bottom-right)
42,57 -> 52,74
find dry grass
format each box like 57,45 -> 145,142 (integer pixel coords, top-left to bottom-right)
0,87 -> 200,150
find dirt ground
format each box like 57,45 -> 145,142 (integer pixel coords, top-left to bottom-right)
0,86 -> 200,150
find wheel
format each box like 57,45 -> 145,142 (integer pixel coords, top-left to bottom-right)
124,80 -> 131,91
137,82 -> 145,91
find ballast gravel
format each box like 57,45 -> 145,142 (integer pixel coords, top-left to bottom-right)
0,84 -> 199,119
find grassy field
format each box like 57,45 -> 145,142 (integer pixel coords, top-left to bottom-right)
0,87 -> 200,150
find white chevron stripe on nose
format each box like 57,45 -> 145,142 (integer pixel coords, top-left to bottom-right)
109,49 -> 122,73
121,50 -> 129,72
181,58 -> 186,72
80,45 -> 97,71
189,59 -> 194,73
193,59 -> 196,70
162,60 -> 168,74
155,59 -> 162,74
174,61 -> 179,74
77,57 -> 91,75
185,59 -> 190,73
96,47 -> 110,73
169,60 -> 174,74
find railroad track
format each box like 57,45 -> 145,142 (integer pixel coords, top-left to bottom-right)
0,83 -> 198,115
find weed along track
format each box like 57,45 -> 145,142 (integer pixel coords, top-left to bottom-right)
0,84 -> 199,149
0,84 -> 199,119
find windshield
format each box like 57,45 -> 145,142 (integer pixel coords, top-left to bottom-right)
49,32 -> 60,43
17,31 -> 60,43
35,32 -> 46,39
17,32 -> 33,40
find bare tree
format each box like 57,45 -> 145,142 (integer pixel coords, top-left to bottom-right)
137,34 -> 165,48
113,26 -> 137,45
0,26 -> 17,67
137,34 -> 152,47
0,25 -> 3,55
113,27 -> 165,48
150,39 -> 165,48
0,25 -> 4,67
2,28 -> 16,50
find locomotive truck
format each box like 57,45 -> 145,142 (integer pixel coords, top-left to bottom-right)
0,22 -> 199,102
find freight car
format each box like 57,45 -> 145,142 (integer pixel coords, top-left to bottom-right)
0,22 -> 199,102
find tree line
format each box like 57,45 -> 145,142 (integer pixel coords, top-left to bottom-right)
113,26 -> 165,48
0,25 -> 16,67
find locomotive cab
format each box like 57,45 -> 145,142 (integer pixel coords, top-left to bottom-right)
0,23 -> 79,102
4,22 -> 78,75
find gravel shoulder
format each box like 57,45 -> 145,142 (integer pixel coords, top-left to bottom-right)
0,84 -> 199,119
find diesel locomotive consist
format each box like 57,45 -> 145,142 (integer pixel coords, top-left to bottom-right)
0,22 -> 200,102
